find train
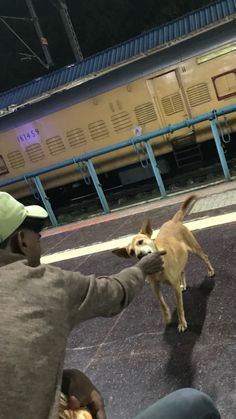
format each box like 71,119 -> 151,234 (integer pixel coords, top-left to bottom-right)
0,2 -> 235,202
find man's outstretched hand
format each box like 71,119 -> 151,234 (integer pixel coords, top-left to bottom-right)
136,250 -> 166,276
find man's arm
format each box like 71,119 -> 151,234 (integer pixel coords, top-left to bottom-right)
60,251 -> 165,324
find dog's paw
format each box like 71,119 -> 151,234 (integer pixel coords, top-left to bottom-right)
208,269 -> 215,278
178,320 -> 187,333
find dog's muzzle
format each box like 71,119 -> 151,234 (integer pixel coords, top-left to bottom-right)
137,250 -> 153,260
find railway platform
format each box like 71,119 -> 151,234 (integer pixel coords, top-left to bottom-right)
41,180 -> 236,419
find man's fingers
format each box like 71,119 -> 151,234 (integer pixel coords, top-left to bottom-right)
67,395 -> 81,410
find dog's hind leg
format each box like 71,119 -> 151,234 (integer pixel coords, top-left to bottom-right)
174,283 -> 187,332
183,228 -> 215,277
149,277 -> 171,324
191,242 -> 214,277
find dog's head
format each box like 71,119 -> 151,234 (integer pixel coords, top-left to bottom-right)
112,219 -> 156,260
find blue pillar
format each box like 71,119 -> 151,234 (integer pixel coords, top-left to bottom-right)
144,141 -> 167,197
85,159 -> 110,213
33,176 -> 58,226
210,119 -> 231,181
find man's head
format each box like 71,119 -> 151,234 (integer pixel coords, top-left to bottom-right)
0,192 -> 48,266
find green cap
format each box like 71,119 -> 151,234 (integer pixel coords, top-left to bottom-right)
0,191 -> 48,243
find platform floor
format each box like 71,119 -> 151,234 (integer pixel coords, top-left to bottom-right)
41,180 -> 236,419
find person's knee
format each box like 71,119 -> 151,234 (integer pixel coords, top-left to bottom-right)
134,388 -> 220,419
172,388 -> 220,418
175,387 -> 210,400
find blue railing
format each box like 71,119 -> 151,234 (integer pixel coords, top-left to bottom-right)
0,103 -> 235,226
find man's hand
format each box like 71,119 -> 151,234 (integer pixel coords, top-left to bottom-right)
136,250 -> 166,277
62,369 -> 106,419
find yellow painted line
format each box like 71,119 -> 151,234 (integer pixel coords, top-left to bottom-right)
41,211 -> 236,264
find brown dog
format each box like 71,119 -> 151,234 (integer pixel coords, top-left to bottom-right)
112,195 -> 215,332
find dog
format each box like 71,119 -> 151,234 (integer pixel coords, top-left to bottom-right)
112,195 -> 215,332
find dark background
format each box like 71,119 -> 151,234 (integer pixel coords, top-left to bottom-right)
0,0 -> 213,92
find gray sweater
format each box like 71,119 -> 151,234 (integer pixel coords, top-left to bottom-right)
0,250 -> 145,419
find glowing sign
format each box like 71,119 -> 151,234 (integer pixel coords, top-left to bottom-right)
197,42 -> 236,64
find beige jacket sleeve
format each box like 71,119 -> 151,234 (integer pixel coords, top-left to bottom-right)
60,265 -> 145,326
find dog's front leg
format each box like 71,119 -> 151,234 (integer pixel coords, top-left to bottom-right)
149,276 -> 171,324
174,285 -> 187,332
180,272 -> 187,291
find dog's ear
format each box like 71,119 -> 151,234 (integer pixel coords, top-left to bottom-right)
139,219 -> 152,238
112,247 -> 130,258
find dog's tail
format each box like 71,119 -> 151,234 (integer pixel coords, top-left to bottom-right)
172,194 -> 197,223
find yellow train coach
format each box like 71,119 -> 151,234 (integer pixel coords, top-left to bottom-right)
0,1 -> 236,200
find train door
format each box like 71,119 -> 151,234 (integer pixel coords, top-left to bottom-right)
146,70 -> 202,168
146,70 -> 193,140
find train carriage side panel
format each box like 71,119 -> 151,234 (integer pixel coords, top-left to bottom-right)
0,40 -> 235,199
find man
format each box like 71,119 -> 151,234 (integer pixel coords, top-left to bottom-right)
0,191 -> 164,419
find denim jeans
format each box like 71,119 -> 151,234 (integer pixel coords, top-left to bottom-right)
134,388 -> 220,419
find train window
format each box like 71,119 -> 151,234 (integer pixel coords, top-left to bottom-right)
7,150 -> 25,169
187,83 -> 211,107
161,93 -> 184,116
0,155 -> 9,175
67,128 -> 86,148
46,136 -> 66,155
111,111 -> 132,133
25,144 -> 45,162
212,70 -> 236,100
134,102 -> 157,125
88,120 -> 109,141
